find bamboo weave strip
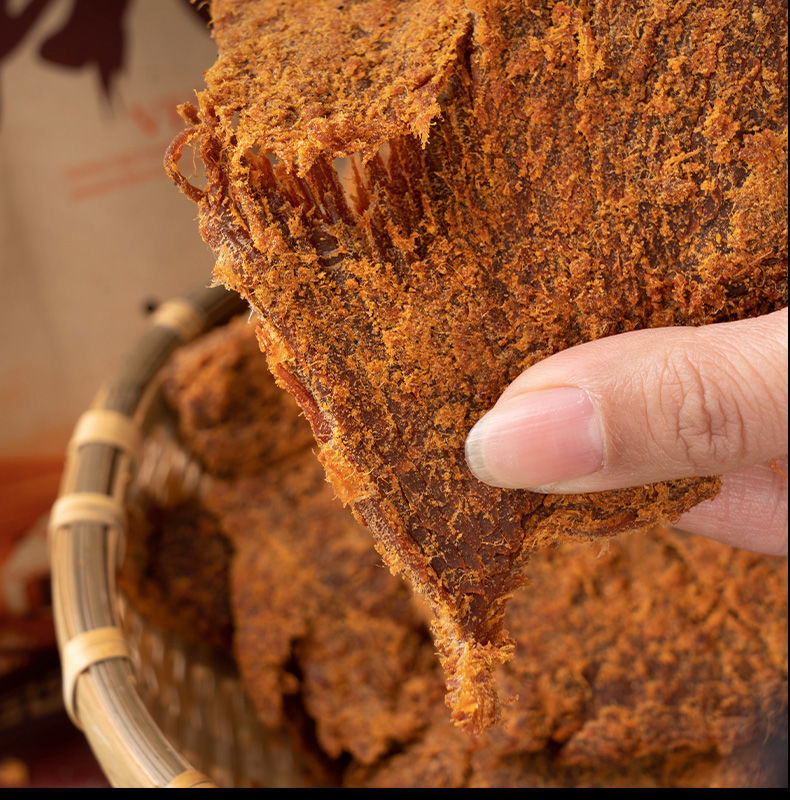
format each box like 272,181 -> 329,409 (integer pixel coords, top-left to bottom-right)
62,626 -> 130,726
166,770 -> 216,788
69,409 -> 141,458
49,493 -> 126,537
151,299 -> 207,341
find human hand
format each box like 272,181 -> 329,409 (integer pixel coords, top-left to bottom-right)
465,308 -> 788,556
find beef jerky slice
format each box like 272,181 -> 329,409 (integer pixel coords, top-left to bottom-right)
161,318 -> 441,764
166,0 -> 788,732
347,530 -> 788,788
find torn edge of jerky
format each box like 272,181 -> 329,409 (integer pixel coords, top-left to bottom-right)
164,96 -> 517,733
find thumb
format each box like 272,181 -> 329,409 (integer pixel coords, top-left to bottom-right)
465,308 -> 788,493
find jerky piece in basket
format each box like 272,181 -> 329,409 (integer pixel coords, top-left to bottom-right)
119,501 -> 234,652
158,317 -> 442,766
166,0 -> 789,732
347,528 -> 788,788
157,315 -> 317,477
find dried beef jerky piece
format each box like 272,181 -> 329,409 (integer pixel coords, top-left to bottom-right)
346,528 -> 788,787
214,452 -> 442,764
119,501 -> 234,651
161,318 -> 440,762
166,0 -> 788,732
161,316 -> 316,477
492,532 -> 788,773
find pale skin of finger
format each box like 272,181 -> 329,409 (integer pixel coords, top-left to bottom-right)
465,309 -> 788,554
673,459 -> 788,556
468,309 -> 787,493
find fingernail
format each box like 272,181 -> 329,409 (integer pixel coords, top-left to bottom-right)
465,387 -> 604,489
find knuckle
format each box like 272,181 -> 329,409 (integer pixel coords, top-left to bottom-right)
651,348 -> 747,472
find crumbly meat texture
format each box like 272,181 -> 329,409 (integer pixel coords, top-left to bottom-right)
347,530 -> 788,787
166,0 -> 788,731
212,463 -> 443,764
159,316 -> 316,476
119,502 -> 234,651
156,318 -> 441,764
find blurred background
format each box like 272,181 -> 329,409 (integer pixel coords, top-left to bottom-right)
0,0 -> 216,785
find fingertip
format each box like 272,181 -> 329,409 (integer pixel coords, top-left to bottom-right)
464,388 -> 604,489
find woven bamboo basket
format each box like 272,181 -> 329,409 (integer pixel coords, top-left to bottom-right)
50,285 -> 310,788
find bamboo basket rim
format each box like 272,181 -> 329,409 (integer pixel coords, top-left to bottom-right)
50,285 -> 247,788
